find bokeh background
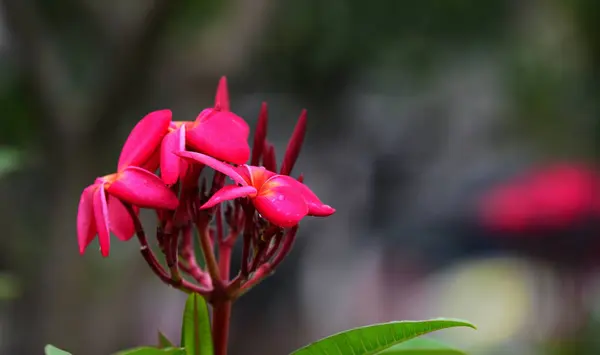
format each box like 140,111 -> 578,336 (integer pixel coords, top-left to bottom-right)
1,0 -> 600,354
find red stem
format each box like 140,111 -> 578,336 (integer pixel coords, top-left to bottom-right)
216,204 -> 232,281
212,300 -> 232,355
240,205 -> 255,276
195,214 -> 222,286
232,226 -> 298,299
124,203 -> 211,296
219,245 -> 232,281
167,227 -> 182,283
178,224 -> 212,287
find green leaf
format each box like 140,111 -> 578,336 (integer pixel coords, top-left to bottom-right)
290,318 -> 476,355
380,337 -> 467,354
115,347 -> 186,355
0,148 -> 22,178
158,331 -> 175,348
181,292 -> 214,355
44,345 -> 72,355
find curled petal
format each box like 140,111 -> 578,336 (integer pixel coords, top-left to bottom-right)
267,175 -> 335,217
93,186 -> 111,257
187,110 -> 250,164
201,185 -> 258,209
106,166 -> 179,210
108,195 -> 137,241
255,176 -> 309,227
117,109 -> 172,171
77,184 -> 99,254
214,76 -> 230,112
160,125 -> 185,185
176,151 -> 248,186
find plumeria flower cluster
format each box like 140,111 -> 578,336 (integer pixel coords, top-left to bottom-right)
76,77 -> 335,301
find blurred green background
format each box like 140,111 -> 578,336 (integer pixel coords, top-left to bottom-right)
0,0 -> 599,354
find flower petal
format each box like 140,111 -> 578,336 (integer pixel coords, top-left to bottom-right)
176,151 -> 248,186
196,108 -> 249,137
117,109 -> 172,171
214,76 -> 230,112
255,176 -> 309,227
141,146 -> 161,173
160,125 -> 185,185
93,186 -> 111,257
187,110 -> 250,164
106,166 -> 179,210
247,165 -> 276,189
77,184 -> 98,254
201,185 -> 257,209
266,175 -> 335,217
108,195 -> 137,241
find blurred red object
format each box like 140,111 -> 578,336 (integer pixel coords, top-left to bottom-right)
479,163 -> 600,234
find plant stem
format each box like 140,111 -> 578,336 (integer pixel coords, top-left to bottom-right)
124,203 -> 211,296
219,244 -> 232,280
232,226 -> 298,300
212,300 -> 232,355
195,214 -> 222,285
179,224 -> 212,287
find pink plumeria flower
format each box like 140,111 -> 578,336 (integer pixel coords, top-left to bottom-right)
126,78 -> 251,185
177,151 -> 335,227
77,167 -> 179,257
77,110 -> 180,257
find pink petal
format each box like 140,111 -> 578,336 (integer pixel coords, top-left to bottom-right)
117,109 -> 172,171
255,176 -> 309,227
160,126 -> 185,185
267,175 -> 335,217
106,166 -> 179,210
201,185 -> 257,209
93,186 -> 111,257
214,76 -> 230,112
141,146 -> 161,173
108,195 -> 137,241
187,110 -> 250,164
77,184 -> 99,254
176,151 -> 249,186
247,165 -> 276,189
196,108 -> 249,137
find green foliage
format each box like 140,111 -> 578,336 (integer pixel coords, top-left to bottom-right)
0,272 -> 20,300
115,347 -> 186,355
44,345 -> 72,355
379,337 -> 466,354
290,318 -> 476,355
0,148 -> 23,179
180,293 -> 214,355
158,331 -> 176,349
